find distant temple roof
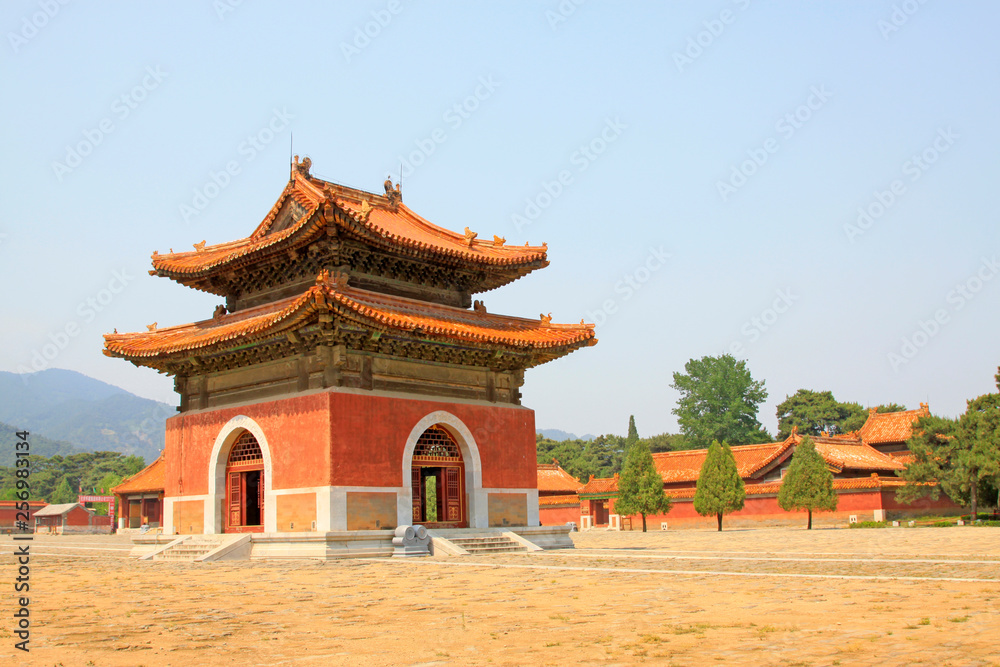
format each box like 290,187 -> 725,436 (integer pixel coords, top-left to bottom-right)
151,157 -> 549,296
858,403 -> 930,445
104,271 -> 595,370
537,462 -> 584,494
113,455 -> 165,495
580,431 -> 905,497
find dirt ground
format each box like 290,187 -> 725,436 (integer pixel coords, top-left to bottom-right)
1,527 -> 998,666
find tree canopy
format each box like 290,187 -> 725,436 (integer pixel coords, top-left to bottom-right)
898,393 -> 1000,519
671,354 -> 770,448
775,390 -> 909,438
613,416 -> 672,531
536,430 -> 692,482
775,390 -> 866,439
776,436 -> 837,528
0,451 -> 145,512
693,440 -> 745,531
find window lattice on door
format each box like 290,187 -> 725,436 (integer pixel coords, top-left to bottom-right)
412,425 -> 461,461
228,431 -> 263,466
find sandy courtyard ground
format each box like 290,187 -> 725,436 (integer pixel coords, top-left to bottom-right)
1,527 -> 998,666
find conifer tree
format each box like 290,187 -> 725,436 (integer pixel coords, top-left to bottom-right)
693,441 -> 745,531
777,436 -> 837,529
51,477 -> 76,504
614,416 -> 672,531
900,393 -> 1000,520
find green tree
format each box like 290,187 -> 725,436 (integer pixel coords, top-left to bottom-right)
614,416 -> 672,532
693,441 -> 745,531
898,394 -> 1000,520
91,472 -> 123,516
777,436 -> 838,528
775,390 -> 867,439
50,476 -> 76,504
671,354 -> 770,449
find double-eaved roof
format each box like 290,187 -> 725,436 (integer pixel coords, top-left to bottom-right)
107,158 -> 595,374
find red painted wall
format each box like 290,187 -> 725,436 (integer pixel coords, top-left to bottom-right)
880,489 -> 963,514
605,489 -> 889,527
164,390 -> 537,497
64,506 -> 93,526
0,502 -> 47,529
539,505 -> 580,526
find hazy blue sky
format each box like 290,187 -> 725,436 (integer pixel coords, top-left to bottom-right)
2,1 -> 998,438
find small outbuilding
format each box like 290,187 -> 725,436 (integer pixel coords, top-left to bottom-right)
34,503 -> 103,534
113,455 -> 165,532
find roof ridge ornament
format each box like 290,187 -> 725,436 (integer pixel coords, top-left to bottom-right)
493,235 -> 505,247
193,240 -> 206,252
540,313 -> 552,325
383,175 -> 401,208
473,300 -> 486,314
464,227 -> 478,246
359,199 -> 372,221
146,322 -> 157,331
292,155 -> 311,179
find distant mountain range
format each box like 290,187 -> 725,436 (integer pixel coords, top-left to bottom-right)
0,422 -> 82,467
0,369 -> 173,464
537,428 -> 595,442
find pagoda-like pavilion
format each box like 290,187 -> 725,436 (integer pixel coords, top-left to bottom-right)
104,157 -> 595,538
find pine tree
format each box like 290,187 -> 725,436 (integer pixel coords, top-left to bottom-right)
51,477 -> 76,504
899,394 -> 1000,521
693,441 -> 745,531
777,436 -> 837,529
614,416 -> 672,531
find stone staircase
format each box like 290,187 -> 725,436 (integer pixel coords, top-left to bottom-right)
154,536 -> 226,562
445,533 -> 527,555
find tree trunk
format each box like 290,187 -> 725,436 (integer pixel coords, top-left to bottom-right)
970,479 -> 978,521
807,509 -> 812,530
716,512 -> 723,532
641,514 -> 647,532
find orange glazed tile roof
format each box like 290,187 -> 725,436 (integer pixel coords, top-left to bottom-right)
858,404 -> 930,444
807,435 -> 906,473
539,494 -> 581,507
582,436 -> 904,497
580,475 -> 620,496
113,455 -> 165,495
103,272 -> 596,362
151,163 -> 548,287
537,463 -> 584,493
651,442 -> 787,483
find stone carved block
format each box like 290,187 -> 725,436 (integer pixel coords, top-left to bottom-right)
391,524 -> 430,558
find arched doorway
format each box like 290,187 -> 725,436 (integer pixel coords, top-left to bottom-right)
225,430 -> 265,533
410,425 -> 466,528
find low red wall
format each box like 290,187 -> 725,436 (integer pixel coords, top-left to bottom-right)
601,487 -> 943,529
540,505 -> 581,526
880,489 -> 963,516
